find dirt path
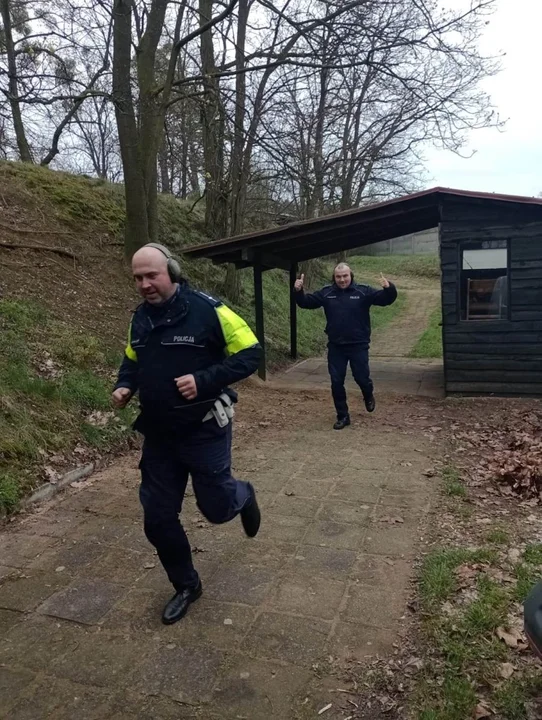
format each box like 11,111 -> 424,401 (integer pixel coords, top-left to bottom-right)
371,289 -> 440,358
0,386 -> 439,720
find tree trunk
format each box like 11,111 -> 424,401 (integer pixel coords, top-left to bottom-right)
224,0 -> 248,303
199,0 -> 227,239
159,132 -> 171,193
0,0 -> 33,162
112,0 -> 150,257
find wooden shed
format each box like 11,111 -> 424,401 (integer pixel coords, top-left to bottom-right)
183,188 -> 542,397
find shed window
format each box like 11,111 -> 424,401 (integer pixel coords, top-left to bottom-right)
460,240 -> 508,321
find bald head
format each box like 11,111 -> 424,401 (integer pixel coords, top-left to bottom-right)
333,262 -> 353,289
132,246 -> 177,305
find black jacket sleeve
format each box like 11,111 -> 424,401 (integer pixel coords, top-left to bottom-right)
295,288 -> 325,309
367,282 -> 397,307
114,354 -> 138,394
193,344 -> 262,397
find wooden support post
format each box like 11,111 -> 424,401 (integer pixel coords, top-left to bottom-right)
290,262 -> 298,360
253,258 -> 266,380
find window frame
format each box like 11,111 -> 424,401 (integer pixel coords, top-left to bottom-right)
457,239 -> 511,324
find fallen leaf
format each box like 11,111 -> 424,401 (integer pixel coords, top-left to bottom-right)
499,662 -> 514,679
224,618 -> 233,626
496,626 -> 524,648
474,702 -> 492,718
318,704 -> 332,715
143,562 -> 156,570
55,566 -> 65,573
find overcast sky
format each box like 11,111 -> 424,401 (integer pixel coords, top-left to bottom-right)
424,0 -> 541,197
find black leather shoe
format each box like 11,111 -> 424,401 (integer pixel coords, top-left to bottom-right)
162,580 -> 202,625
241,483 -> 261,538
333,416 -> 351,430
364,394 -> 376,413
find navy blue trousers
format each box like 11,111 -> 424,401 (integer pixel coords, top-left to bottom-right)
327,343 -> 373,419
139,421 -> 250,591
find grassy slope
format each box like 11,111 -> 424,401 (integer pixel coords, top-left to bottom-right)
0,162 -> 424,512
410,306 -> 443,358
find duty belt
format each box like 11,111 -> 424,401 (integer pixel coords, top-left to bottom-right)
202,392 -> 235,427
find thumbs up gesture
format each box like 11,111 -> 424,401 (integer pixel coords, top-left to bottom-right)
294,273 -> 305,292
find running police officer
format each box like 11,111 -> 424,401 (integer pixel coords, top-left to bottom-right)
112,243 -> 262,625
294,262 -> 397,430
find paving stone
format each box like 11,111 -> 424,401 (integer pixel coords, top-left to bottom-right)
247,490 -> 278,510
38,578 -> 127,624
0,565 -> 15,582
98,588 -> 166,635
295,463 -> 346,482
114,525 -> 155,553
257,514 -> 311,543
0,666 -> 35,717
211,656 -> 310,720
231,539 -> 297,570
379,489 -> 431,509
168,599 -> 257,651
250,473 -> 288,493
43,680 -> 115,720
343,583 -> 408,628
132,645 -> 223,704
342,457 -> 392,473
56,489 -> 108,513
0,616 -> 88,672
353,554 -> 413,589
0,572 -> 70,612
364,521 -> 421,557
330,481 -> 383,504
244,612 -> 331,665
101,493 -> 144,519
269,494 -> 322,519
51,634 -> 145,687
206,565 -> 274,605
290,675 -> 356,720
0,533 -> 59,569
317,499 -> 373,525
77,515 -> 136,543
13,509 -> 86,538
330,620 -> 395,662
270,574 -> 347,620
136,557 -> 218,594
135,694 -> 202,719
85,547 -> 153,585
303,520 -> 366,551
185,524 -> 240,557
0,607 -> 22,635
28,537 -> 107,574
286,545 -> 358,579
285,477 -> 334,499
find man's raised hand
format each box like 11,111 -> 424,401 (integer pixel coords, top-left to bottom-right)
380,273 -> 390,289
294,273 -> 305,292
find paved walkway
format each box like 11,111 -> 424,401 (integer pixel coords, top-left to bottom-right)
0,408 -> 435,719
278,357 -> 444,399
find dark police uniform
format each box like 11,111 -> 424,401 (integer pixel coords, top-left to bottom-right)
114,282 -> 261,591
295,280 -> 397,419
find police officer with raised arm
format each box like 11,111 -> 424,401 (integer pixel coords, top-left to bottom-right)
294,262 -> 397,429
112,243 -> 262,625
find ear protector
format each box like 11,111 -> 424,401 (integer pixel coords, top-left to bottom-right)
143,243 -> 182,283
